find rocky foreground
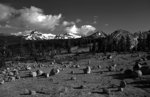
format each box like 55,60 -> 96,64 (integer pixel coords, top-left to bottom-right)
0,52 -> 150,97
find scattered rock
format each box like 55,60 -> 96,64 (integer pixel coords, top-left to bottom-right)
36,69 -> 44,76
6,68 -> 10,71
31,72 -> 37,77
118,87 -> 124,92
13,69 -> 19,75
26,66 -> 31,70
2,70 -> 6,74
70,76 -> 76,80
75,65 -> 80,68
119,80 -> 127,91
43,73 -> 49,78
9,76 -> 16,81
83,66 -> 91,74
0,79 -> 4,85
29,90 -> 36,95
70,71 -> 74,74
23,89 -> 30,94
107,64 -> 117,72
132,70 -> 143,78
50,68 -> 60,76
98,65 -> 101,69
16,76 -> 21,79
51,62 -> 55,65
8,72 -> 14,76
107,55 -> 112,59
133,62 -> 142,71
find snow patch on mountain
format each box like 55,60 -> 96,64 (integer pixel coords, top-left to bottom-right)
11,30 -> 81,40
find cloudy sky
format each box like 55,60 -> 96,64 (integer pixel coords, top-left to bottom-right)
0,0 -> 150,35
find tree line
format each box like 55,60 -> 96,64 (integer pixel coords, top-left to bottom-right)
0,32 -> 150,67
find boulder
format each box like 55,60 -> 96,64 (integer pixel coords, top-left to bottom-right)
83,66 -> 91,74
70,71 -> 74,74
50,68 -> 60,76
70,76 -> 76,80
31,72 -> 37,77
29,90 -> 36,95
133,63 -> 142,71
26,66 -> 31,70
8,72 -> 14,76
120,80 -> 127,88
0,80 -> 4,84
132,70 -> 142,78
9,76 -> 16,81
13,69 -> 19,75
107,55 -> 112,59
36,69 -> 44,76
43,73 -> 49,78
75,65 -> 80,68
15,76 -> 21,79
98,65 -> 101,69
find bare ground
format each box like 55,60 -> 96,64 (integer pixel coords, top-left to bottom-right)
0,52 -> 150,97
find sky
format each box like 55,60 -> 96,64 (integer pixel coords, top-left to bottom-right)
0,0 -> 150,35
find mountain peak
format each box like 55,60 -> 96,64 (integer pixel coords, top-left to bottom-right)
86,31 -> 107,39
11,30 -> 82,40
110,29 -> 132,39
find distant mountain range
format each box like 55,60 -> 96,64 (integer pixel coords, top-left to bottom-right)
11,30 -> 82,40
0,29 -> 150,49
5,29 -> 150,50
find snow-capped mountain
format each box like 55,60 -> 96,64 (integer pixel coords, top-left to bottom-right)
26,32 -> 56,40
55,33 -> 81,39
11,30 -> 56,40
11,30 -> 81,40
64,33 -> 81,39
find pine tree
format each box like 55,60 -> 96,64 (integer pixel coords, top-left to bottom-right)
112,39 -> 117,51
146,33 -> 150,50
66,39 -> 71,53
137,32 -> 143,51
126,35 -> 131,52
0,41 -> 6,68
118,36 -> 125,52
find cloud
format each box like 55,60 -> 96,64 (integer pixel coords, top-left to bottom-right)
105,24 -> 109,26
0,24 -> 18,29
93,16 -> 98,24
0,3 -> 97,35
18,6 -> 62,30
76,19 -> 81,23
62,19 -> 81,27
0,3 -> 62,31
62,21 -> 75,26
0,4 -> 16,21
65,25 -> 96,36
